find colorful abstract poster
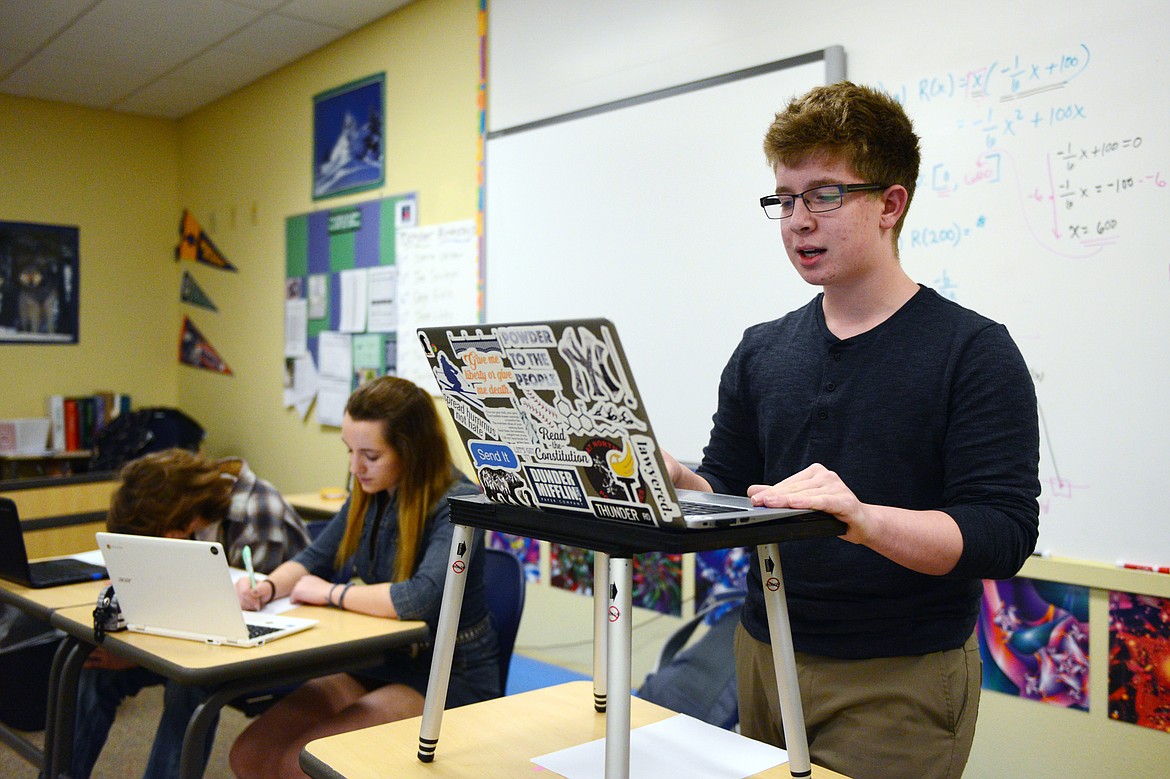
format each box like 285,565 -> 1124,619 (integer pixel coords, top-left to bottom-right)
1108,590 -> 1170,732
549,545 -> 681,616
487,532 -> 540,583
695,547 -> 751,623
978,578 -> 1089,710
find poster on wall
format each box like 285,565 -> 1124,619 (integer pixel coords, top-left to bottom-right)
312,73 -> 385,200
0,219 -> 79,344
977,578 -> 1090,710
1108,590 -> 1170,733
549,545 -> 682,617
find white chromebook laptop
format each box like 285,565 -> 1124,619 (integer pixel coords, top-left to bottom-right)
96,532 -> 317,647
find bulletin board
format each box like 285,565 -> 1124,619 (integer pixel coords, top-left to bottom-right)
284,195 -> 479,424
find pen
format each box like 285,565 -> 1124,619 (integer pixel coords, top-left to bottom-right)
1117,560 -> 1170,575
242,545 -> 257,588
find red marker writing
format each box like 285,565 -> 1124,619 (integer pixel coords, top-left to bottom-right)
1117,561 -> 1170,575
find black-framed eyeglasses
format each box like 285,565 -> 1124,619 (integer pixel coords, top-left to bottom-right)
759,183 -> 889,219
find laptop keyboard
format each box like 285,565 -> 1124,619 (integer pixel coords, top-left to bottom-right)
246,623 -> 282,639
679,500 -> 732,516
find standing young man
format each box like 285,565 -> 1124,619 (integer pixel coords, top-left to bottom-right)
666,82 -> 1040,778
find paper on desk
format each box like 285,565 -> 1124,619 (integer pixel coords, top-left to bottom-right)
72,550 -> 105,566
532,713 -> 787,779
227,569 -> 298,614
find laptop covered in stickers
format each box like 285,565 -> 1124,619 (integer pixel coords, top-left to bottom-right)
417,318 -> 818,530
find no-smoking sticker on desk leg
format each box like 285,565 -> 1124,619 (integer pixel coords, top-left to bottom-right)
766,577 -> 781,592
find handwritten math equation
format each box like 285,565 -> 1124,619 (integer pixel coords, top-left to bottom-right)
890,43 -> 1166,256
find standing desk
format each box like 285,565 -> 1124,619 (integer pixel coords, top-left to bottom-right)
0,576 -> 105,771
301,681 -> 850,778
419,494 -> 846,779
45,602 -> 429,779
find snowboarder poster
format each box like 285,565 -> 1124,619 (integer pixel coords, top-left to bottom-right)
312,73 -> 385,200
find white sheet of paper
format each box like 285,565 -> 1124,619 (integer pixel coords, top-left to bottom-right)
317,331 -> 353,380
338,268 -> 368,333
532,713 -> 787,779
286,352 -> 319,420
284,297 -> 308,357
307,274 -> 328,319
366,265 -> 398,332
73,550 -> 104,566
395,220 -> 478,389
227,569 -> 298,614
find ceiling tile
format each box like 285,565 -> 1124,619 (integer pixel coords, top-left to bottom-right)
280,0 -> 412,29
0,0 -> 416,118
0,0 -> 94,73
113,75 -> 223,118
219,14 -> 345,59
1,50 -> 146,108
170,47 -> 271,90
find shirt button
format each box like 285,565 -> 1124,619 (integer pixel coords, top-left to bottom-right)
826,382 -> 836,392
818,410 -> 828,420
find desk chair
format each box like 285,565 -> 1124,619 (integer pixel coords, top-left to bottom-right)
481,547 -> 526,694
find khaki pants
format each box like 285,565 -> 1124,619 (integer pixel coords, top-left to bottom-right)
735,624 -> 980,779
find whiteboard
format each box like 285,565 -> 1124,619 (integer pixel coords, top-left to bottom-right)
882,36 -> 1170,566
485,50 -> 842,463
483,0 -> 1170,568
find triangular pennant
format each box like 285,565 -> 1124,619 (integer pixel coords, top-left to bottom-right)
179,315 -> 233,375
180,270 -> 218,311
175,209 -> 237,271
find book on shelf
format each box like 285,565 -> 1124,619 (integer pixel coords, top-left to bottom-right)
46,394 -> 66,452
49,392 -> 133,453
63,397 -> 80,451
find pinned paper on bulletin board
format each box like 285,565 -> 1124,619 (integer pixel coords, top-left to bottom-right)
176,209 -> 237,271
283,193 -> 478,426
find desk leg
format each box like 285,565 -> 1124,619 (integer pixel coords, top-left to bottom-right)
604,555 -> 632,779
593,551 -> 609,713
757,544 -> 811,778
44,636 -> 92,779
417,523 -> 474,763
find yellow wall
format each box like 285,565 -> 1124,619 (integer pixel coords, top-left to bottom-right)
174,0 -> 479,491
0,0 -> 478,491
0,95 -> 180,418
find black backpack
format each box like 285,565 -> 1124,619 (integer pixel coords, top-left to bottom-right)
90,407 -> 205,472
637,590 -> 744,730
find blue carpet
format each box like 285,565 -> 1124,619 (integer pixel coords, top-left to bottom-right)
505,654 -> 591,695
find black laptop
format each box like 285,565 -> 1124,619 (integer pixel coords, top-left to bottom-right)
0,497 -> 107,588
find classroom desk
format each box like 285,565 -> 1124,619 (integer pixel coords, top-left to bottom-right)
420,495 -> 846,779
0,575 -> 106,770
301,681 -> 850,778
0,575 -> 105,622
44,601 -> 428,779
286,491 -> 347,520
